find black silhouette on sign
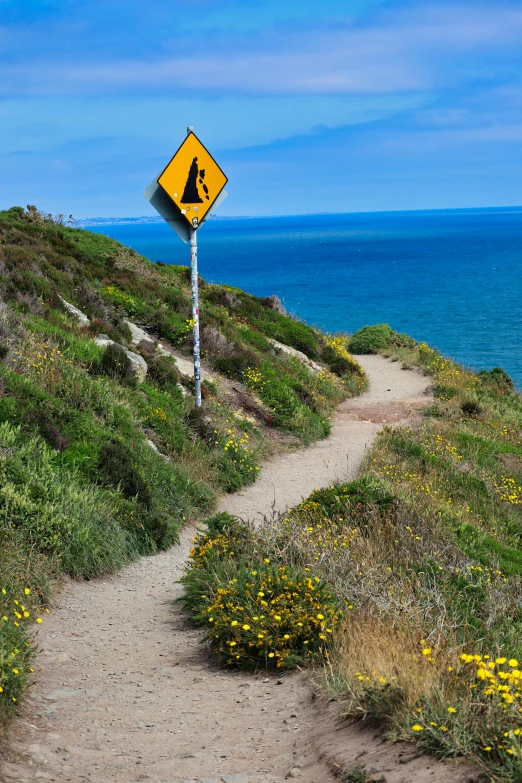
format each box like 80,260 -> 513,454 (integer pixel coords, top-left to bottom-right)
198,169 -> 210,200
181,157 -> 204,203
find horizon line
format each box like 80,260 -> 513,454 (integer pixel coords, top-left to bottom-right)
77,204 -> 522,224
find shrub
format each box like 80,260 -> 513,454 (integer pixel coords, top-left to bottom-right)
224,290 -> 319,358
100,285 -> 145,316
26,401 -> 70,452
185,407 -> 260,492
0,423 -> 137,577
389,331 -> 417,349
433,383 -> 457,400
181,513 -> 341,669
349,324 -> 392,354
243,361 -> 330,442
0,587 -> 39,728
271,318 -> 319,358
97,439 -> 151,506
295,478 -> 396,521
97,343 -> 137,387
478,366 -> 515,393
422,405 -> 444,418
322,344 -> 356,376
213,431 -> 260,492
460,399 -> 483,417
321,336 -> 365,378
146,354 -> 180,392
213,344 -> 260,380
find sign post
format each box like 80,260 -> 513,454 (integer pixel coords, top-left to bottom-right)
144,127 -> 228,407
189,221 -> 201,407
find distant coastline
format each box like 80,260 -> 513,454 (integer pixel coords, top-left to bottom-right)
76,215 -> 249,227
77,205 -> 522,228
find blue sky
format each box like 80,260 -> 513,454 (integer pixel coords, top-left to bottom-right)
1,0 -> 522,217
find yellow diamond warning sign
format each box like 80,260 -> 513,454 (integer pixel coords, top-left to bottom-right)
157,132 -> 227,228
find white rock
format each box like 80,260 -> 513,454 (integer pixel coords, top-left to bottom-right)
124,320 -> 151,347
94,335 -> 114,349
59,296 -> 90,327
146,439 -> 170,461
171,355 -> 198,379
156,342 -> 170,357
269,338 -> 322,374
94,336 -> 148,383
125,349 -> 148,383
157,344 -> 214,382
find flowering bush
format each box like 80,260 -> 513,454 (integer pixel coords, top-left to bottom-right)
182,513 -> 341,669
400,650 -> 522,779
323,335 -> 367,391
0,587 -> 44,726
213,429 -> 260,492
100,285 -> 144,316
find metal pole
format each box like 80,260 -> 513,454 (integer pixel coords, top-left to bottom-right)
189,227 -> 202,407
187,125 -> 201,407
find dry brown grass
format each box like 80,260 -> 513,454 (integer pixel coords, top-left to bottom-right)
327,612 -> 454,722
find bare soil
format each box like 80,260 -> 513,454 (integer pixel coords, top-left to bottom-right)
0,357 -> 478,783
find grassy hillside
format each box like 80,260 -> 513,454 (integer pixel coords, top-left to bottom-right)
184,324 -> 522,782
0,205 -> 366,732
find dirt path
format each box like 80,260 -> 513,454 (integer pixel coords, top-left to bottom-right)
221,355 -> 430,523
0,357 -> 475,783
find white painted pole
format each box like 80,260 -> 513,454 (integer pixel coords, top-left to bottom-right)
189,227 -> 202,407
187,126 -> 202,408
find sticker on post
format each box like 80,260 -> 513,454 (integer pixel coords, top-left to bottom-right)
192,216 -> 199,228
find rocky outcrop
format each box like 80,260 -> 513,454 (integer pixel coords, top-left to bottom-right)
262,294 -> 287,315
124,320 -> 155,350
59,297 -> 90,327
157,342 -> 215,382
95,335 -> 148,383
269,338 -> 322,374
146,438 -> 170,461
58,300 -> 196,391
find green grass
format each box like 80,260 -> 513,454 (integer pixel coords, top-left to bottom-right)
336,767 -> 385,783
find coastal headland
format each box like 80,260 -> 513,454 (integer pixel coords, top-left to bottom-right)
1,207 -> 521,782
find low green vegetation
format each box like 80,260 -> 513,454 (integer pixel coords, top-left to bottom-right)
329,340 -> 522,782
348,323 -> 393,353
335,767 -> 385,783
349,322 -> 416,355
0,205 -> 365,734
184,328 -> 522,781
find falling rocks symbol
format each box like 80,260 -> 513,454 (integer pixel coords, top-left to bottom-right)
152,130 -> 227,231
181,157 -> 209,204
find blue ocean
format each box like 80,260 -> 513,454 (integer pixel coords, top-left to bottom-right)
88,209 -> 522,385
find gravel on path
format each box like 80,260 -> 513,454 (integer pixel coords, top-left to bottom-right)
0,357 -> 475,783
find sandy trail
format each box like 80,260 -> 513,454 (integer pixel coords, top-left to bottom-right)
221,355 -> 430,523
0,357 -> 474,783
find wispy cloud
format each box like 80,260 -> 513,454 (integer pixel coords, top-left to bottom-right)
2,0 -> 522,216
3,4 -> 522,98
